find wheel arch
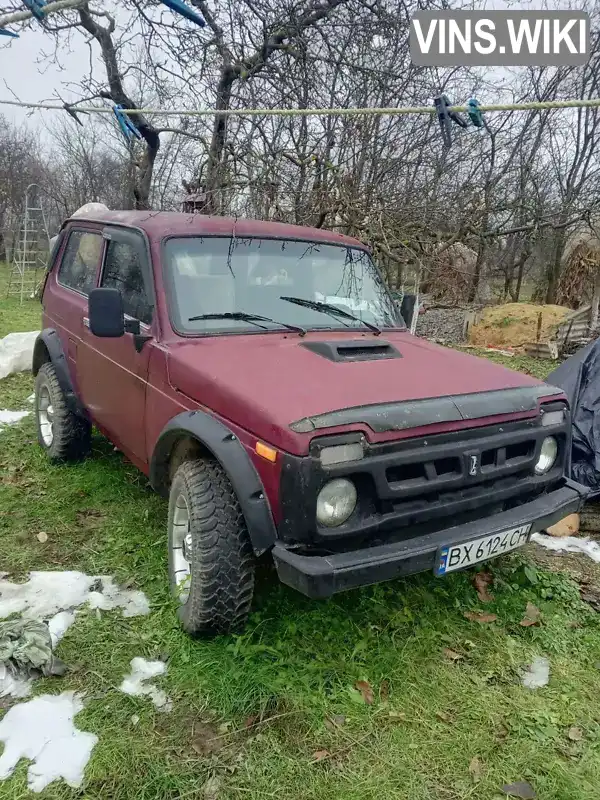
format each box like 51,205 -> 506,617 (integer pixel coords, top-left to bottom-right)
150,411 -> 277,556
33,329 -> 88,419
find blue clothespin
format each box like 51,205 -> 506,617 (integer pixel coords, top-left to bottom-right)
467,98 -> 484,128
0,28 -> 19,37
112,105 -> 143,143
22,0 -> 47,22
160,0 -> 205,28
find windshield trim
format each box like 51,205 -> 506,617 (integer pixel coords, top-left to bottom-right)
160,233 -> 406,337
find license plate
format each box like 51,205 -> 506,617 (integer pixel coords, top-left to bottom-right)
435,524 -> 531,576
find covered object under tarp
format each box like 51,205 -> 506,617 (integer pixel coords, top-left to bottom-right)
548,337 -> 600,497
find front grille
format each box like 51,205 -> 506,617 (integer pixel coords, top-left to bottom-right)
278,409 -> 569,545
391,470 -> 530,515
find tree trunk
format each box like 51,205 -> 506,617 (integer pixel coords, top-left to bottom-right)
204,70 -> 235,215
545,225 -> 567,304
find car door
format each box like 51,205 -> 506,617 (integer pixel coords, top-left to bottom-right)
77,226 -> 155,465
42,226 -> 104,392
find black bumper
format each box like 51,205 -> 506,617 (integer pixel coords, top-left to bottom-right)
272,481 -> 588,598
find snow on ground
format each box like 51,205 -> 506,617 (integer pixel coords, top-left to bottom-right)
531,532 -> 600,563
0,331 -> 39,381
0,571 -> 150,620
0,410 -> 29,427
120,657 -> 171,711
522,656 -> 550,689
0,692 -> 98,793
0,572 -> 149,700
47,611 -> 77,648
0,665 -> 32,699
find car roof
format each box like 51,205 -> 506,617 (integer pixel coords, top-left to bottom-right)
65,210 -> 367,249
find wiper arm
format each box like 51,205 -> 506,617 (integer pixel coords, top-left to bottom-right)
279,296 -> 381,335
188,311 -> 306,336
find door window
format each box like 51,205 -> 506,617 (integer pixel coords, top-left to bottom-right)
101,239 -> 153,324
57,231 -> 102,295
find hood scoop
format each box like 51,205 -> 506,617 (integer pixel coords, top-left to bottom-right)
301,339 -> 402,363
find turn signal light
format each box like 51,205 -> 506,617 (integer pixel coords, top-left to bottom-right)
255,441 -> 277,462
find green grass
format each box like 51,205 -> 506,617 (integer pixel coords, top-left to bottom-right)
2,290 -> 600,799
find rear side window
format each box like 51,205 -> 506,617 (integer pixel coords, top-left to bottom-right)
101,239 -> 153,325
57,231 -> 102,295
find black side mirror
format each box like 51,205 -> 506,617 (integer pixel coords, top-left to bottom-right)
89,287 -> 125,337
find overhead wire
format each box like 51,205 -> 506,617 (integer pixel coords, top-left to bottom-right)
0,96 -> 600,118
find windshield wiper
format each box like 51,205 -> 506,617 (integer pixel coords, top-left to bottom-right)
188,311 -> 306,336
279,296 -> 381,335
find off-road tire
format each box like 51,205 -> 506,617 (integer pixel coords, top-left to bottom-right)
168,458 -> 255,636
34,362 -> 91,462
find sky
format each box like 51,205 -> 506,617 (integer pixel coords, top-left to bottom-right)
0,25 -> 92,128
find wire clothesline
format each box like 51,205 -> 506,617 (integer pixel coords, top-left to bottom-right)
1,96 -> 600,118
0,0 -> 82,28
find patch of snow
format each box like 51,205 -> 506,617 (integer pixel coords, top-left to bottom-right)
0,571 -> 150,621
0,665 -> 31,699
0,691 -> 98,793
120,657 -> 171,710
0,410 -> 29,426
0,331 -> 39,380
522,656 -> 550,689
531,532 -> 600,563
47,611 -> 77,648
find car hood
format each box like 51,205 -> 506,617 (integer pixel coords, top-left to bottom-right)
167,331 -> 550,454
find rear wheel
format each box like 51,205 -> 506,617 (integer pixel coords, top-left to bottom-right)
34,362 -> 91,462
167,458 -> 255,636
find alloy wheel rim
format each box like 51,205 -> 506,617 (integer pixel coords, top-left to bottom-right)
171,493 -> 192,603
38,385 -> 54,447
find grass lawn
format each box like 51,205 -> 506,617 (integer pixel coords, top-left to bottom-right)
2,281 -> 600,800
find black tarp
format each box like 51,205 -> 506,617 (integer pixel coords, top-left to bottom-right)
547,338 -> 600,496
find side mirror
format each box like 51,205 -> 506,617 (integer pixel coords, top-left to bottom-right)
88,287 -> 125,337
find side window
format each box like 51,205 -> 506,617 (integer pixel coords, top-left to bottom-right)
57,231 -> 102,295
101,239 -> 153,325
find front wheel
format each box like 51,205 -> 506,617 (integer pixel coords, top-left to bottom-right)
167,458 -> 255,636
34,362 -> 91,462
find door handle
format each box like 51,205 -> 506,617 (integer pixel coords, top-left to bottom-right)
82,317 -> 90,329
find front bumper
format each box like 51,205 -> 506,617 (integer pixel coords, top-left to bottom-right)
272,480 -> 589,598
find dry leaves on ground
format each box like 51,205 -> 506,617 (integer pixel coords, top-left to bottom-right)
469,756 -> 483,782
473,570 -> 494,603
443,647 -> 464,661
354,680 -> 374,705
519,602 -> 542,627
464,611 -> 498,623
387,711 -> 406,722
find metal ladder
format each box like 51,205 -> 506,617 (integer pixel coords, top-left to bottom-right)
6,184 -> 50,304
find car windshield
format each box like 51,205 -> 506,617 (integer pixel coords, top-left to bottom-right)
162,236 -> 404,334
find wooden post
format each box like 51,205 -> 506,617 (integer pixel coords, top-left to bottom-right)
536,311 -> 543,342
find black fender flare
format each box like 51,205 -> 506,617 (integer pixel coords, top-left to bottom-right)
149,410 -> 277,556
32,329 -> 88,419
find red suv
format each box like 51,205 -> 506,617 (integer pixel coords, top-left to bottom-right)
33,210 -> 586,635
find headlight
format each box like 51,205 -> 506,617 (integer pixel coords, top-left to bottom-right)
535,436 -> 558,475
316,478 -> 357,527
